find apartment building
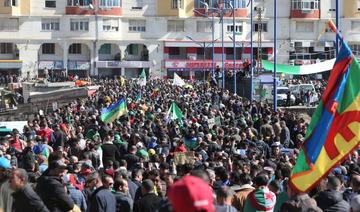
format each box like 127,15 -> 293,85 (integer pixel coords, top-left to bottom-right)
0,0 -> 356,79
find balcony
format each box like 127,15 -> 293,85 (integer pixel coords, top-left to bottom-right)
290,9 -> 319,19
163,59 -> 244,70
66,0 -> 122,16
194,8 -> 247,18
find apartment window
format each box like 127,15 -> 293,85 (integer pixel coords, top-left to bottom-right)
42,19 -> 60,31
296,21 -> 314,32
42,43 -> 55,54
99,44 -> 111,54
69,44 -> 82,54
103,18 -> 119,31
0,43 -> 13,54
329,0 -> 335,11
132,0 -> 143,9
169,47 -> 180,55
70,19 -> 89,31
227,23 -> 243,34
45,0 -> 56,8
99,0 -> 121,7
352,21 -> 360,31
167,20 -> 184,32
291,0 -> 319,10
197,21 -> 212,33
128,20 -> 146,32
67,0 -> 92,6
0,18 -> 19,31
127,44 -> 138,55
195,0 -> 217,9
254,22 -> 267,32
350,44 -> 360,58
358,0 -> 360,10
171,0 -> 182,9
4,0 -> 18,7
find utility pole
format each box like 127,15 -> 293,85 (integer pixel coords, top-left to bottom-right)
256,7 -> 264,73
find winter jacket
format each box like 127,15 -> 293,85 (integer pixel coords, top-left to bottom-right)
231,184 -> 254,211
88,186 -> 116,212
12,184 -> 49,212
36,171 -> 74,212
113,191 -> 133,212
315,190 -> 350,212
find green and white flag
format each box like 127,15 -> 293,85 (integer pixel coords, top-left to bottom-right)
262,59 -> 335,75
138,69 -> 146,86
166,102 -> 184,120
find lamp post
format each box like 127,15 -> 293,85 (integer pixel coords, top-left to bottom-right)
250,0 -> 254,103
335,0 -> 339,56
230,0 -> 237,95
89,3 -> 98,77
273,0 -> 277,111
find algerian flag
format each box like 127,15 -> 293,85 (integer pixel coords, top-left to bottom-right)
138,69 -> 146,86
173,73 -> 185,87
166,102 -> 184,121
262,59 -> 335,75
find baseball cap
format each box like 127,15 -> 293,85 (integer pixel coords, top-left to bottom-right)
0,157 -> 11,169
168,176 -> 215,212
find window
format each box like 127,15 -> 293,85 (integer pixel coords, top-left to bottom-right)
99,44 -> 111,54
358,0 -> 360,10
291,0 -> 319,10
69,44 -> 82,54
132,0 -> 143,9
169,47 -> 180,55
42,19 -> 60,31
4,0 -> 18,7
103,18 -> 119,31
128,20 -> 146,32
171,0 -> 182,9
42,43 -> 55,54
352,21 -> 360,31
296,21 -> 314,32
350,44 -> 360,58
0,18 -> 19,31
70,19 -> 89,31
329,0 -> 335,11
67,0 -> 92,6
197,21 -> 212,33
227,23 -> 243,34
195,0 -> 217,9
127,44 -> 138,55
0,43 -> 13,54
254,22 -> 267,32
45,0 -> 56,8
99,0 -> 121,7
167,20 -> 184,32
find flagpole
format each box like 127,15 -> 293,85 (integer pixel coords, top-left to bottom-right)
232,0 -> 237,95
273,0 -> 277,112
335,0 -> 339,56
250,0 -> 254,103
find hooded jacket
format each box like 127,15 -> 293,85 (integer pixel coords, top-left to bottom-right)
36,171 -> 74,212
315,190 -> 350,212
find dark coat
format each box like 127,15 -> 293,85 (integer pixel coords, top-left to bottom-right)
101,142 -> 121,164
113,191 -> 133,212
315,190 -> 350,212
88,186 -> 116,212
134,193 -> 162,212
12,184 -> 49,212
35,171 -> 74,212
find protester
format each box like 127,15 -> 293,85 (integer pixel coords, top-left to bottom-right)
10,168 -> 49,212
0,77 -> 358,212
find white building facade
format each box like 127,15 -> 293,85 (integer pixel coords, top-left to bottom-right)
0,0 -> 355,79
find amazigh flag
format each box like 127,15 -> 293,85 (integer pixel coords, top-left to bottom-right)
166,102 -> 184,121
290,20 -> 360,192
101,98 -> 128,123
138,69 -> 146,86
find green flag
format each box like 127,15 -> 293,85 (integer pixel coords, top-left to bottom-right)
138,69 -> 146,86
167,102 -> 184,120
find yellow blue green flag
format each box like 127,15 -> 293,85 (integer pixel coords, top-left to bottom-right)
101,98 -> 128,123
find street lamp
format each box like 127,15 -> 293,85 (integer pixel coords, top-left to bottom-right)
273,0 -> 277,111
229,0 -> 236,95
89,3 -> 98,77
193,2 -> 216,79
185,35 -> 218,82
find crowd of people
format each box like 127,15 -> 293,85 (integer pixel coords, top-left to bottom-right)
0,78 -> 359,212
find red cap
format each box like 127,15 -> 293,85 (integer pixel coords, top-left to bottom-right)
168,176 -> 214,212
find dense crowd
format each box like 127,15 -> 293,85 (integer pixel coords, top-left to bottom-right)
0,78 -> 359,212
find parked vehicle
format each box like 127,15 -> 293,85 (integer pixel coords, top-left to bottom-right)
277,87 -> 296,106
289,84 -> 319,104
